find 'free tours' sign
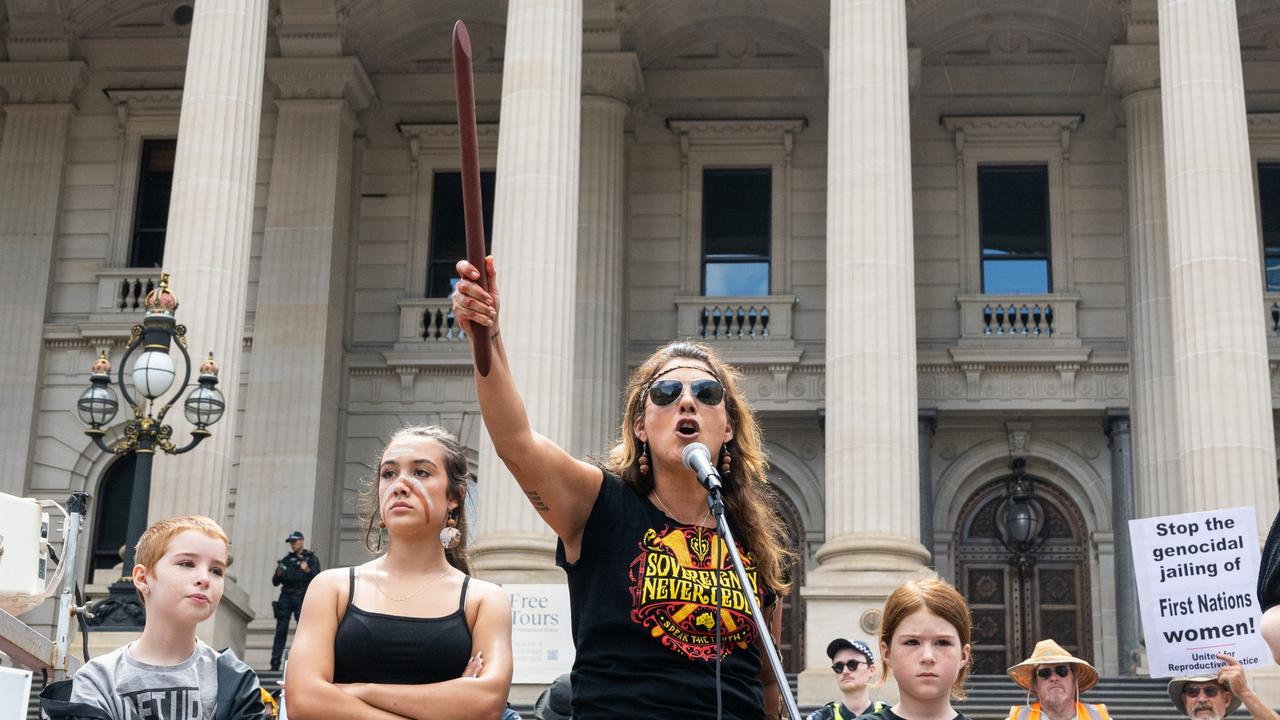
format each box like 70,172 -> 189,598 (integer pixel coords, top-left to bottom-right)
1130,506 -> 1274,677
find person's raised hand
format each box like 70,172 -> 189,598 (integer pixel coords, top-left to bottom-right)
1216,653 -> 1250,696
452,256 -> 499,335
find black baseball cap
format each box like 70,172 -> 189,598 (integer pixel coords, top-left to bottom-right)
826,638 -> 874,664
286,531 -> 304,542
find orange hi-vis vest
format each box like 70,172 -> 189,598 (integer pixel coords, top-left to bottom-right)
1006,702 -> 1111,720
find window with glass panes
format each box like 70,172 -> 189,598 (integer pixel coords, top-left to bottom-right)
1260,163 -> 1280,291
128,139 -> 177,268
979,165 -> 1051,294
702,168 -> 771,296
426,170 -> 495,297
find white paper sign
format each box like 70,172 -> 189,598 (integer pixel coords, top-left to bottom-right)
0,665 -> 32,720
505,584 -> 576,684
1130,506 -> 1274,677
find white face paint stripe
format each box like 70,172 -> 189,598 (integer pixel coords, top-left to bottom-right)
380,473 -> 435,516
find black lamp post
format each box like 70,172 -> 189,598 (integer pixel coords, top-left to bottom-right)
995,457 -> 1050,574
76,273 -> 225,629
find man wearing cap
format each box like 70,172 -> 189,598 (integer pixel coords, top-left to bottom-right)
1005,639 -> 1110,720
270,530 -> 320,671
1168,653 -> 1279,720
805,638 -> 885,720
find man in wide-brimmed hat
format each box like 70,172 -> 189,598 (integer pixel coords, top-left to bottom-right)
1168,653 -> 1278,720
1004,639 -> 1110,720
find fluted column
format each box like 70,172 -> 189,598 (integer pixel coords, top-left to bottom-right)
800,0 -> 927,703
149,0 -> 269,522
0,62 -> 86,496
1108,45 -> 1181,518
1158,0 -> 1279,527
571,53 -> 640,458
232,57 -> 372,623
472,0 -> 582,584
1105,411 -> 1141,675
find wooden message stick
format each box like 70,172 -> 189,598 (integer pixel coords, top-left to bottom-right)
452,20 -> 492,377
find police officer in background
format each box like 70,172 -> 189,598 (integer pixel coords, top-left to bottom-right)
270,530 -> 320,671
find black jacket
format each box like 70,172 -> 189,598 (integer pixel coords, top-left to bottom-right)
39,647 -> 266,720
272,549 -> 321,593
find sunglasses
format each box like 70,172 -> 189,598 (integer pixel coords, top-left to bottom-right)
1036,665 -> 1072,680
647,379 -> 725,407
1183,685 -> 1221,699
831,660 -> 866,673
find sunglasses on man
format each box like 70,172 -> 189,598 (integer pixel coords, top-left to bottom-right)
831,660 -> 867,673
647,379 -> 725,407
1036,665 -> 1072,680
1183,684 -> 1222,699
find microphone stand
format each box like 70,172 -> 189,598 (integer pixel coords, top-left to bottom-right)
705,483 -> 802,720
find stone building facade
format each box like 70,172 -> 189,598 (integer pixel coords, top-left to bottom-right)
4,0 -> 1280,704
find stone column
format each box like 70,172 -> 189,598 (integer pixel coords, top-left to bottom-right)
232,57 -> 372,632
1158,0 -> 1280,526
572,53 -> 641,458
1107,45 -> 1181,519
1105,410 -> 1141,675
149,0 -> 270,522
800,0 -> 928,703
918,410 -> 937,563
0,62 -> 87,496
472,0 -> 582,585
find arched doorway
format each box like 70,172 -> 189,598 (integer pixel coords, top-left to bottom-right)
771,488 -> 806,672
86,454 -> 136,585
954,477 -> 1092,674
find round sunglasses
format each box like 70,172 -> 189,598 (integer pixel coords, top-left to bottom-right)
831,660 -> 867,673
1036,665 -> 1072,680
647,379 -> 725,407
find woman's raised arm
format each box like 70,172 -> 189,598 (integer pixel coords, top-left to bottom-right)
452,256 -> 603,554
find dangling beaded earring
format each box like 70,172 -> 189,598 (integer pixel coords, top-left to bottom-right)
439,511 -> 461,549
719,443 -> 732,475
637,441 -> 650,477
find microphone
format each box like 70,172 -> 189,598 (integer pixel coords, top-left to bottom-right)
681,442 -> 723,493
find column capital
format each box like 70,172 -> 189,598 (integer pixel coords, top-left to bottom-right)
0,60 -> 88,105
265,56 -> 374,112
1104,408 -> 1132,438
582,51 -> 644,102
274,0 -> 345,57
1106,45 -> 1160,98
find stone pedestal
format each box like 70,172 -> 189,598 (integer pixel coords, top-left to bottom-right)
472,0 -> 583,586
149,0 -> 270,523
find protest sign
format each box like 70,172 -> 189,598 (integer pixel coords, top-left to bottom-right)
505,584 -> 575,684
1130,506 -> 1273,677
0,665 -> 31,720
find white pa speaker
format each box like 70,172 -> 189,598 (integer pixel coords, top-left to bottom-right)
0,493 -> 51,597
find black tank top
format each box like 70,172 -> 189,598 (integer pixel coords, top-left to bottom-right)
332,567 -> 472,684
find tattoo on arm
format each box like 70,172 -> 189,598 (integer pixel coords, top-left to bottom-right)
525,490 -> 550,512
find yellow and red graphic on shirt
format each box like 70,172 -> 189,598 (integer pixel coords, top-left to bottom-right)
628,524 -> 763,661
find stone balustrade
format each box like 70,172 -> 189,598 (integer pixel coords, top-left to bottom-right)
956,292 -> 1081,347
94,269 -> 161,314
674,294 -> 796,344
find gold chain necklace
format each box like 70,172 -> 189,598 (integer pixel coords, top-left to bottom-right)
652,489 -> 712,527
370,562 -> 452,603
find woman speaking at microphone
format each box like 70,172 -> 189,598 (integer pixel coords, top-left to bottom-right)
452,256 -> 794,720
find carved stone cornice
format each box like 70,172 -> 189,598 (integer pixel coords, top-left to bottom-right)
941,114 -> 1083,159
582,52 -> 644,102
104,88 -> 184,129
1248,112 -> 1280,140
0,61 -> 89,105
265,56 -> 374,112
398,123 -> 500,165
1105,45 -> 1160,98
274,0 -> 345,57
667,118 -> 807,148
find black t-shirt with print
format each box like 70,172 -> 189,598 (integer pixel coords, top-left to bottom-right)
854,710 -> 971,720
556,471 -> 775,720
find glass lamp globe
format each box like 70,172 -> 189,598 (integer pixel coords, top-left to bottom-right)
131,349 -> 176,399
1005,501 -> 1040,545
184,384 -> 225,427
77,383 -> 119,428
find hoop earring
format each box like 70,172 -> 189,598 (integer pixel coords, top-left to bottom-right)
637,441 -> 650,477
439,512 -> 461,549
719,444 -> 732,475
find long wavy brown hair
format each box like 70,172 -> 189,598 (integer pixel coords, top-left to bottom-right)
358,425 -> 472,575
604,341 -> 794,594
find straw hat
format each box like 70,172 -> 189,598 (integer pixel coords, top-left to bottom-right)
1167,677 -> 1242,716
1006,639 -> 1099,693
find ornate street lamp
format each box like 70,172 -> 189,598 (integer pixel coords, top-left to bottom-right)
994,457 -> 1050,574
76,273 -> 225,629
